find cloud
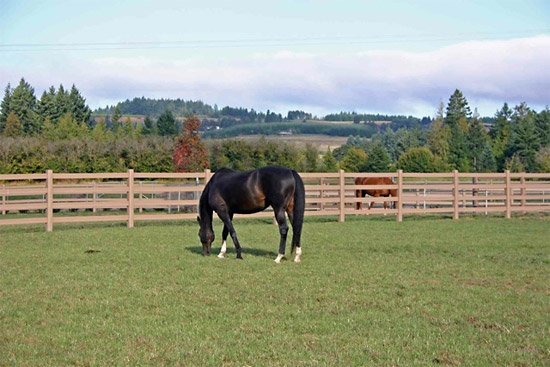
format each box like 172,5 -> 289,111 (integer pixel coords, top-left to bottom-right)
2,35 -> 549,116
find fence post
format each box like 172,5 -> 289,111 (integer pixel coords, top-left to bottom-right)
339,169 -> 345,222
505,170 -> 511,219
127,169 -> 134,228
453,170 -> 459,220
1,183 -> 5,215
520,175 -> 526,213
46,170 -> 53,232
205,168 -> 212,184
397,169 -> 403,222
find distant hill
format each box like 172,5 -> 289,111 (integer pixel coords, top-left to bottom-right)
93,97 -> 438,132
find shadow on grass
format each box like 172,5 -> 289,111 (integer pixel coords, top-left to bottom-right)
186,245 -> 278,259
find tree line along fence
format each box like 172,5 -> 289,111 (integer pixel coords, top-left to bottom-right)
1,170 -> 549,232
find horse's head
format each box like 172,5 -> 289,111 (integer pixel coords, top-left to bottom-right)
197,215 -> 215,256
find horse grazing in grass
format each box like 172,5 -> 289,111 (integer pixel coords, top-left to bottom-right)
197,166 -> 305,263
355,177 -> 397,210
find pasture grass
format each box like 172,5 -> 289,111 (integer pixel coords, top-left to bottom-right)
1,216 -> 549,366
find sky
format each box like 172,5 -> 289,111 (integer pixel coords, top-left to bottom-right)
1,0 -> 549,118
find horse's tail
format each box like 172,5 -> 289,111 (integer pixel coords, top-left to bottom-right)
291,170 -> 305,254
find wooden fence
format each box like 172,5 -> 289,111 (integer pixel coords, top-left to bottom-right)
1,170 -> 549,231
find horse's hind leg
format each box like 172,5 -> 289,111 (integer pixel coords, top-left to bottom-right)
274,206 -> 289,264
286,207 -> 302,263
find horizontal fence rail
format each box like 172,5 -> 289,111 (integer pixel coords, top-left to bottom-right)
1,169 -> 549,231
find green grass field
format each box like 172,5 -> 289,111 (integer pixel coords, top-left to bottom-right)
1,216 -> 549,366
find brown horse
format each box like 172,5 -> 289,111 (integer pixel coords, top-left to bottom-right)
355,177 -> 397,210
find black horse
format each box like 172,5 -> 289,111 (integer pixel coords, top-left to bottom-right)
197,166 -> 305,263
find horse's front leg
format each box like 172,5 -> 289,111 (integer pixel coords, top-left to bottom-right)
217,211 -> 243,259
274,207 -> 289,264
218,223 -> 229,258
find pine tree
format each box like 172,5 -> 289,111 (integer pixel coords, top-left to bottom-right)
173,115 -> 209,172
3,111 -> 23,137
445,89 -> 471,126
36,88 -> 57,125
142,115 -> 155,135
10,78 -> 39,135
91,117 -> 108,141
111,105 -> 122,132
490,103 -> 512,170
323,149 -> 339,172
445,90 -> 472,170
68,84 -> 91,124
157,110 -> 178,136
468,109 -> 489,172
54,84 -> 69,121
123,117 -> 134,137
535,108 -> 550,148
428,101 -> 451,161
366,142 -> 391,172
507,103 -> 539,172
0,83 -> 12,132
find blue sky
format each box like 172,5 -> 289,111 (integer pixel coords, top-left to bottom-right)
1,0 -> 549,117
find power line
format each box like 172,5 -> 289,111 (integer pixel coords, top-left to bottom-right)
0,30 -> 548,52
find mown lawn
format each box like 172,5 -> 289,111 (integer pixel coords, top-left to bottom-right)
0,216 -> 549,366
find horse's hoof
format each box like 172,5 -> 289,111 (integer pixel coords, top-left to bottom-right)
294,256 -> 301,263
217,253 -> 225,259
274,254 -> 284,263
236,255 -> 243,260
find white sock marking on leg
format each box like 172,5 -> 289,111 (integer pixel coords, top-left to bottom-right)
274,254 -> 284,263
218,241 -> 227,258
294,247 -> 302,263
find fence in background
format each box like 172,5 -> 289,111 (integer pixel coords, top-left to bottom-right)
1,170 -> 549,231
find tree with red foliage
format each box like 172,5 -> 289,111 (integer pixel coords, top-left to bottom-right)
173,115 -> 209,172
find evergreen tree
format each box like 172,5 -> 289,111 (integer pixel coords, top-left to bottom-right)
54,84 -> 69,121
366,141 -> 391,172
322,149 -> 339,172
111,105 -> 122,132
10,78 -> 39,135
428,101 -> 451,161
303,144 -> 319,172
507,103 -> 539,171
3,111 -> 23,137
91,117 -> 108,141
535,108 -> 550,148
36,88 -> 57,125
535,147 -> 550,173
157,110 -> 178,136
0,83 -> 12,132
468,109 -> 489,172
445,90 -> 472,170
123,117 -> 134,137
477,143 -> 497,172
142,115 -> 155,135
445,89 -> 471,126
490,103 -> 512,170
68,84 -> 92,124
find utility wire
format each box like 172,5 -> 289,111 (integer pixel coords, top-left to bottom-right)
0,29 -> 548,52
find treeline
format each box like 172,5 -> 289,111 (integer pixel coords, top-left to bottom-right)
324,112 -> 433,130
202,121 -> 378,139
332,90 -> 550,173
0,134 -> 333,174
0,79 -> 91,136
95,97 -> 215,118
